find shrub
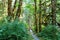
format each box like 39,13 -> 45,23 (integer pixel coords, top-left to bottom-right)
0,20 -> 33,40
37,25 -> 60,40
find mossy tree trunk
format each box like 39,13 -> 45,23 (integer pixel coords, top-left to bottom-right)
12,0 -> 17,19
39,0 -> 42,32
34,0 -> 39,33
8,0 -> 12,21
51,0 -> 56,25
16,0 -> 22,19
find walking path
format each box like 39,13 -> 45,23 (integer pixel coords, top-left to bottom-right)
30,29 -> 40,40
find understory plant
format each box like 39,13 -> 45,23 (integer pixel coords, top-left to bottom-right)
0,20 -> 33,40
37,25 -> 60,40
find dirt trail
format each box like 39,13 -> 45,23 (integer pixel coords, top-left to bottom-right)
30,29 -> 40,40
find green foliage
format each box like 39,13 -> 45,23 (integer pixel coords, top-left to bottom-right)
37,25 -> 60,40
0,20 -> 33,40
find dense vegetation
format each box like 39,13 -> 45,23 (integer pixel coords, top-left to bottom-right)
37,25 -> 60,40
0,20 -> 33,40
0,0 -> 60,40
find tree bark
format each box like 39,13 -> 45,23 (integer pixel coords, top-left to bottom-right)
16,0 -> 22,19
12,0 -> 17,19
34,0 -> 39,33
39,0 -> 42,32
8,0 -> 12,21
13,0 -> 17,12
51,0 -> 56,25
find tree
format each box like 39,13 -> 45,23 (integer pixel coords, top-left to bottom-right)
16,0 -> 22,19
12,0 -> 17,19
39,0 -> 42,32
8,0 -> 12,21
51,0 -> 56,25
34,0 -> 39,33
12,0 -> 17,12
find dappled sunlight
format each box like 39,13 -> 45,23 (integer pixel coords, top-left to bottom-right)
0,17 -> 2,20
0,0 -> 60,40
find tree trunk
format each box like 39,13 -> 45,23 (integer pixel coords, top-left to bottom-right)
51,0 -> 56,25
12,0 -> 17,19
16,0 -> 22,19
8,0 -> 12,21
39,0 -> 42,32
13,0 -> 17,12
34,0 -> 39,33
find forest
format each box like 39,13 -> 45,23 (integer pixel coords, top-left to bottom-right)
0,0 -> 60,40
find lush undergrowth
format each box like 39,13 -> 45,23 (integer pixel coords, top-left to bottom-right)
37,25 -> 60,40
0,20 -> 33,40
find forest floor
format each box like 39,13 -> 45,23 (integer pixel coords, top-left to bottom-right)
29,29 -> 40,40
